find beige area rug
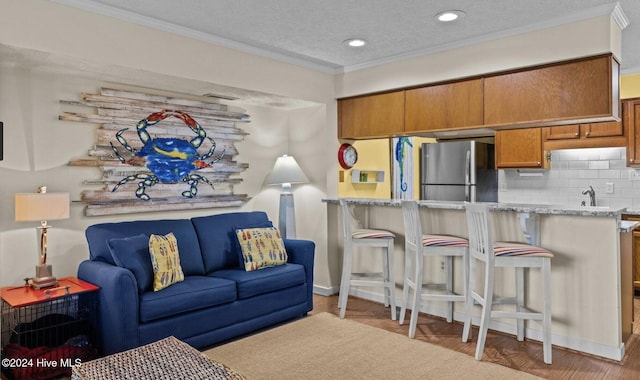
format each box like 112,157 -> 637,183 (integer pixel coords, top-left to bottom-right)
205,312 -> 541,380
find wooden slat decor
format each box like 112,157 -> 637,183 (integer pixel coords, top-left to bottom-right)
62,88 -> 251,216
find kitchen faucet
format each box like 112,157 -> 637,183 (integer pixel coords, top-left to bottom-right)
581,185 -> 596,206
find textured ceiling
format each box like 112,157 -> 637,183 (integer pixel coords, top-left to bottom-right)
55,0 -> 640,74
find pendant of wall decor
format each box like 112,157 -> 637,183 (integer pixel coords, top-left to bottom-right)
61,88 -> 250,216
392,136 -> 414,200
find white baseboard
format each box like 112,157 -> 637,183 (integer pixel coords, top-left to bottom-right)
313,284 -> 339,297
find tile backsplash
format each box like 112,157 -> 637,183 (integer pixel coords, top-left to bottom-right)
498,147 -> 640,209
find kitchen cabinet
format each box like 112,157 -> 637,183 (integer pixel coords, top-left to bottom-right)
338,91 -> 404,139
625,98 -> 640,166
484,54 -> 619,127
495,128 -> 545,169
338,54 -> 618,140
542,120 -> 625,150
404,79 -> 483,133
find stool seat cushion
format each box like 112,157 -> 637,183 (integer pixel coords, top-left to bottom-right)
494,242 -> 554,258
352,229 -> 395,239
422,234 -> 468,247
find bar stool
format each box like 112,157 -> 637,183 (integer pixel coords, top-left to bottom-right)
338,200 -> 396,320
399,200 -> 469,339
463,202 -> 553,364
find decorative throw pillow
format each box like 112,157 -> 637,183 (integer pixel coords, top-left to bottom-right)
148,233 -> 185,291
232,221 -> 273,266
235,227 -> 287,271
107,234 -> 153,293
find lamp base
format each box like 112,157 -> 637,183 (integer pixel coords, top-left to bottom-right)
30,264 -> 57,289
278,192 -> 296,239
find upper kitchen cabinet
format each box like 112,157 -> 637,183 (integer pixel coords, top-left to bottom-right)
625,98 -> 640,166
338,91 -> 405,139
404,79 -> 483,133
484,54 -> 619,127
495,128 -> 545,169
542,120 -> 625,150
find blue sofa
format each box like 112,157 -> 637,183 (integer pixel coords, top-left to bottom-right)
78,211 -> 315,355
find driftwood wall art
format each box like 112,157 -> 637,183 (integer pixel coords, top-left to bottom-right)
61,88 -> 250,216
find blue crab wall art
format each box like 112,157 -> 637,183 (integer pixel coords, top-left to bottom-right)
110,109 -> 224,200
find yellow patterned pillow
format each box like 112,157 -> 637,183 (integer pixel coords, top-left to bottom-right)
148,233 -> 185,291
236,227 -> 287,271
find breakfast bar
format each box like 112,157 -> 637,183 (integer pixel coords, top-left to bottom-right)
323,198 -> 635,361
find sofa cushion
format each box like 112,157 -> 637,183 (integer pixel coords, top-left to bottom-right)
86,219 -> 205,276
107,234 -> 153,293
191,212 -> 272,273
149,233 -> 185,292
210,263 -> 305,299
236,227 -> 287,271
139,276 -> 237,323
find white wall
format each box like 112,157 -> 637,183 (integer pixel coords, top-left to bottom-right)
0,0 -> 336,288
499,147 -> 640,209
0,65 -> 330,287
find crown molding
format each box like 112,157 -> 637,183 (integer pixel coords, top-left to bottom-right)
51,0 -> 339,74
612,2 -> 630,30
50,1 -> 632,76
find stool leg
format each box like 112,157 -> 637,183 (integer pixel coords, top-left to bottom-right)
338,242 -> 353,319
445,255 -> 454,323
475,262 -> 494,361
462,253 -> 475,342
542,258 -> 552,364
387,239 -> 397,321
516,267 -> 525,341
408,251 -> 424,339
382,246 -> 390,308
399,245 -> 413,325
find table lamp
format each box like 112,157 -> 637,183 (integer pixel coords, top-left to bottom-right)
15,186 -> 70,289
264,155 -> 308,239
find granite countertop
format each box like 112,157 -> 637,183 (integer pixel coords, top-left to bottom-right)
322,198 -> 628,218
619,220 -> 640,232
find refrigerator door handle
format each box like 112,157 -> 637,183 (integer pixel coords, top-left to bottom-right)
465,150 -> 471,201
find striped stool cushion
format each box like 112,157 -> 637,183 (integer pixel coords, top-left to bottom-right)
422,234 -> 468,247
494,242 -> 554,257
352,229 -> 395,239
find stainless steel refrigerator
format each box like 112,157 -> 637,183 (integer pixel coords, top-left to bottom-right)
420,141 -> 498,202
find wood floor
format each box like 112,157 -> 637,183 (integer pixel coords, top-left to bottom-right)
311,294 -> 640,380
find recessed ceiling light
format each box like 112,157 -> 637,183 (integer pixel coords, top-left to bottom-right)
436,10 -> 466,22
343,38 -> 367,47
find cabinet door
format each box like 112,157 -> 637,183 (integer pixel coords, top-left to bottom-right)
543,121 -> 626,151
584,120 -> 624,138
543,122 -> 623,141
542,125 -> 580,140
485,55 -> 616,126
626,98 -> 640,166
495,128 -> 543,168
404,79 -> 483,133
339,91 -> 405,139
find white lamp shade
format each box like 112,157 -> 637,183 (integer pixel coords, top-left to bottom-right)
265,155 -> 309,186
15,193 -> 70,222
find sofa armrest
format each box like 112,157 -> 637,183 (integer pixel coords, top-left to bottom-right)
77,260 -> 140,355
283,239 -> 315,312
